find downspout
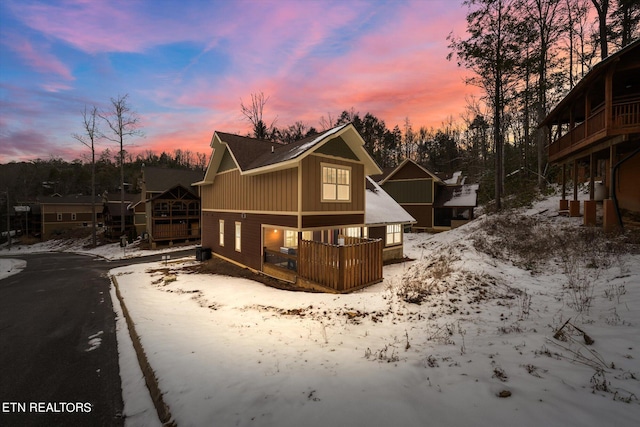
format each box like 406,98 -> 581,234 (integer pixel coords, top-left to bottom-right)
612,146 -> 640,228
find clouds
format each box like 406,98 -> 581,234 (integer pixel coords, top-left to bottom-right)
0,0 -> 478,162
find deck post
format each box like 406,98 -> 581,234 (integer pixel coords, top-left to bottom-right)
583,200 -> 597,226
569,200 -> 581,217
603,199 -> 619,232
572,160 -> 578,201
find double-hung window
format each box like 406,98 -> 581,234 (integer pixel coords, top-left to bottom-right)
322,164 -> 350,202
219,220 -> 225,246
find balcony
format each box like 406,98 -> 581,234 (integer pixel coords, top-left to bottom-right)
548,97 -> 640,163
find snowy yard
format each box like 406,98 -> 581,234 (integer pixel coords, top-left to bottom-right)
111,194 -> 640,427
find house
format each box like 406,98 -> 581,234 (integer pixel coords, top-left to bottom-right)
364,177 -> 416,261
102,193 -> 137,239
377,159 -> 478,231
35,194 -> 102,238
541,39 -> 640,229
197,123 -> 387,292
132,167 -> 204,247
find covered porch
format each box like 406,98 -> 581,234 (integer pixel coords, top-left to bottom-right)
262,226 -> 383,293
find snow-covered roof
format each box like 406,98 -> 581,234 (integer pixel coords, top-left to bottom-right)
365,177 -> 416,226
444,171 -> 462,185
440,184 -> 479,207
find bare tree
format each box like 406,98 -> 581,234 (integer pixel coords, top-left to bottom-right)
99,94 -> 143,234
591,0 -> 610,58
240,92 -> 277,140
72,105 -> 99,247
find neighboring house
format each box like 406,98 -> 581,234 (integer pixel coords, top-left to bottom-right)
102,194 -> 136,239
133,167 -> 204,247
364,177 -> 416,261
541,39 -> 640,228
37,195 -> 102,238
197,123 -> 386,292
377,159 -> 478,231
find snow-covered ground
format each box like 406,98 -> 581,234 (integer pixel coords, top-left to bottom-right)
0,258 -> 27,280
111,193 -> 640,427
0,235 -> 195,261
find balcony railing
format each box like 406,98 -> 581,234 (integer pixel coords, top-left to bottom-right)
549,98 -> 640,160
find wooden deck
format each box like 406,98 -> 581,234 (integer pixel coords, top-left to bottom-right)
549,98 -> 640,163
297,237 -> 383,292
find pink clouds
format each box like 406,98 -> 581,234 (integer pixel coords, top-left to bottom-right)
1,34 -> 74,85
1,0 -> 485,162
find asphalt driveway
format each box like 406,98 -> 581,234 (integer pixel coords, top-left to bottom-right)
0,249 -> 195,426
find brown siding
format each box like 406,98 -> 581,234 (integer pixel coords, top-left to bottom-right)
382,179 -> 433,203
301,154 -> 365,212
367,225 -> 385,241
201,167 -> 298,212
302,213 -> 364,228
619,150 -> 640,212
390,161 -> 431,180
202,211 -> 297,271
402,205 -> 433,229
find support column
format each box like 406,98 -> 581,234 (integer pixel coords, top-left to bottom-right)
584,199 -> 597,226
572,160 -> 578,201
603,199 -> 619,232
589,153 -> 595,200
569,200 -> 581,217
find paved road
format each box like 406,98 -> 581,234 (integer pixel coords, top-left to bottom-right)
0,249 -> 195,426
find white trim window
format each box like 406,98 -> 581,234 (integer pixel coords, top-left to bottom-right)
219,219 -> 225,246
71,213 -> 77,221
322,164 -> 350,201
343,227 -> 361,238
386,224 -> 402,246
284,230 -> 298,247
57,213 -> 62,221
235,222 -> 241,252
301,231 -> 313,241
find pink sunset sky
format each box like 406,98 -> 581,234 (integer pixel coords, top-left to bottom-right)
0,0 -> 480,162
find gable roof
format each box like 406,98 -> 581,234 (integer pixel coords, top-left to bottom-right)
201,123 -> 382,183
149,184 -> 200,202
142,167 -> 204,192
378,158 -> 444,185
365,177 -> 416,226
541,39 -> 640,127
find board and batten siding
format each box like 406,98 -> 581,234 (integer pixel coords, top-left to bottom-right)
382,179 -> 433,204
301,154 -> 365,213
201,167 -> 298,212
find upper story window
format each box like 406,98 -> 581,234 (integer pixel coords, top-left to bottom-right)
322,164 -> 350,202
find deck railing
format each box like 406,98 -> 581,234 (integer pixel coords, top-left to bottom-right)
549,98 -> 640,159
298,238 -> 383,292
153,222 -> 199,239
